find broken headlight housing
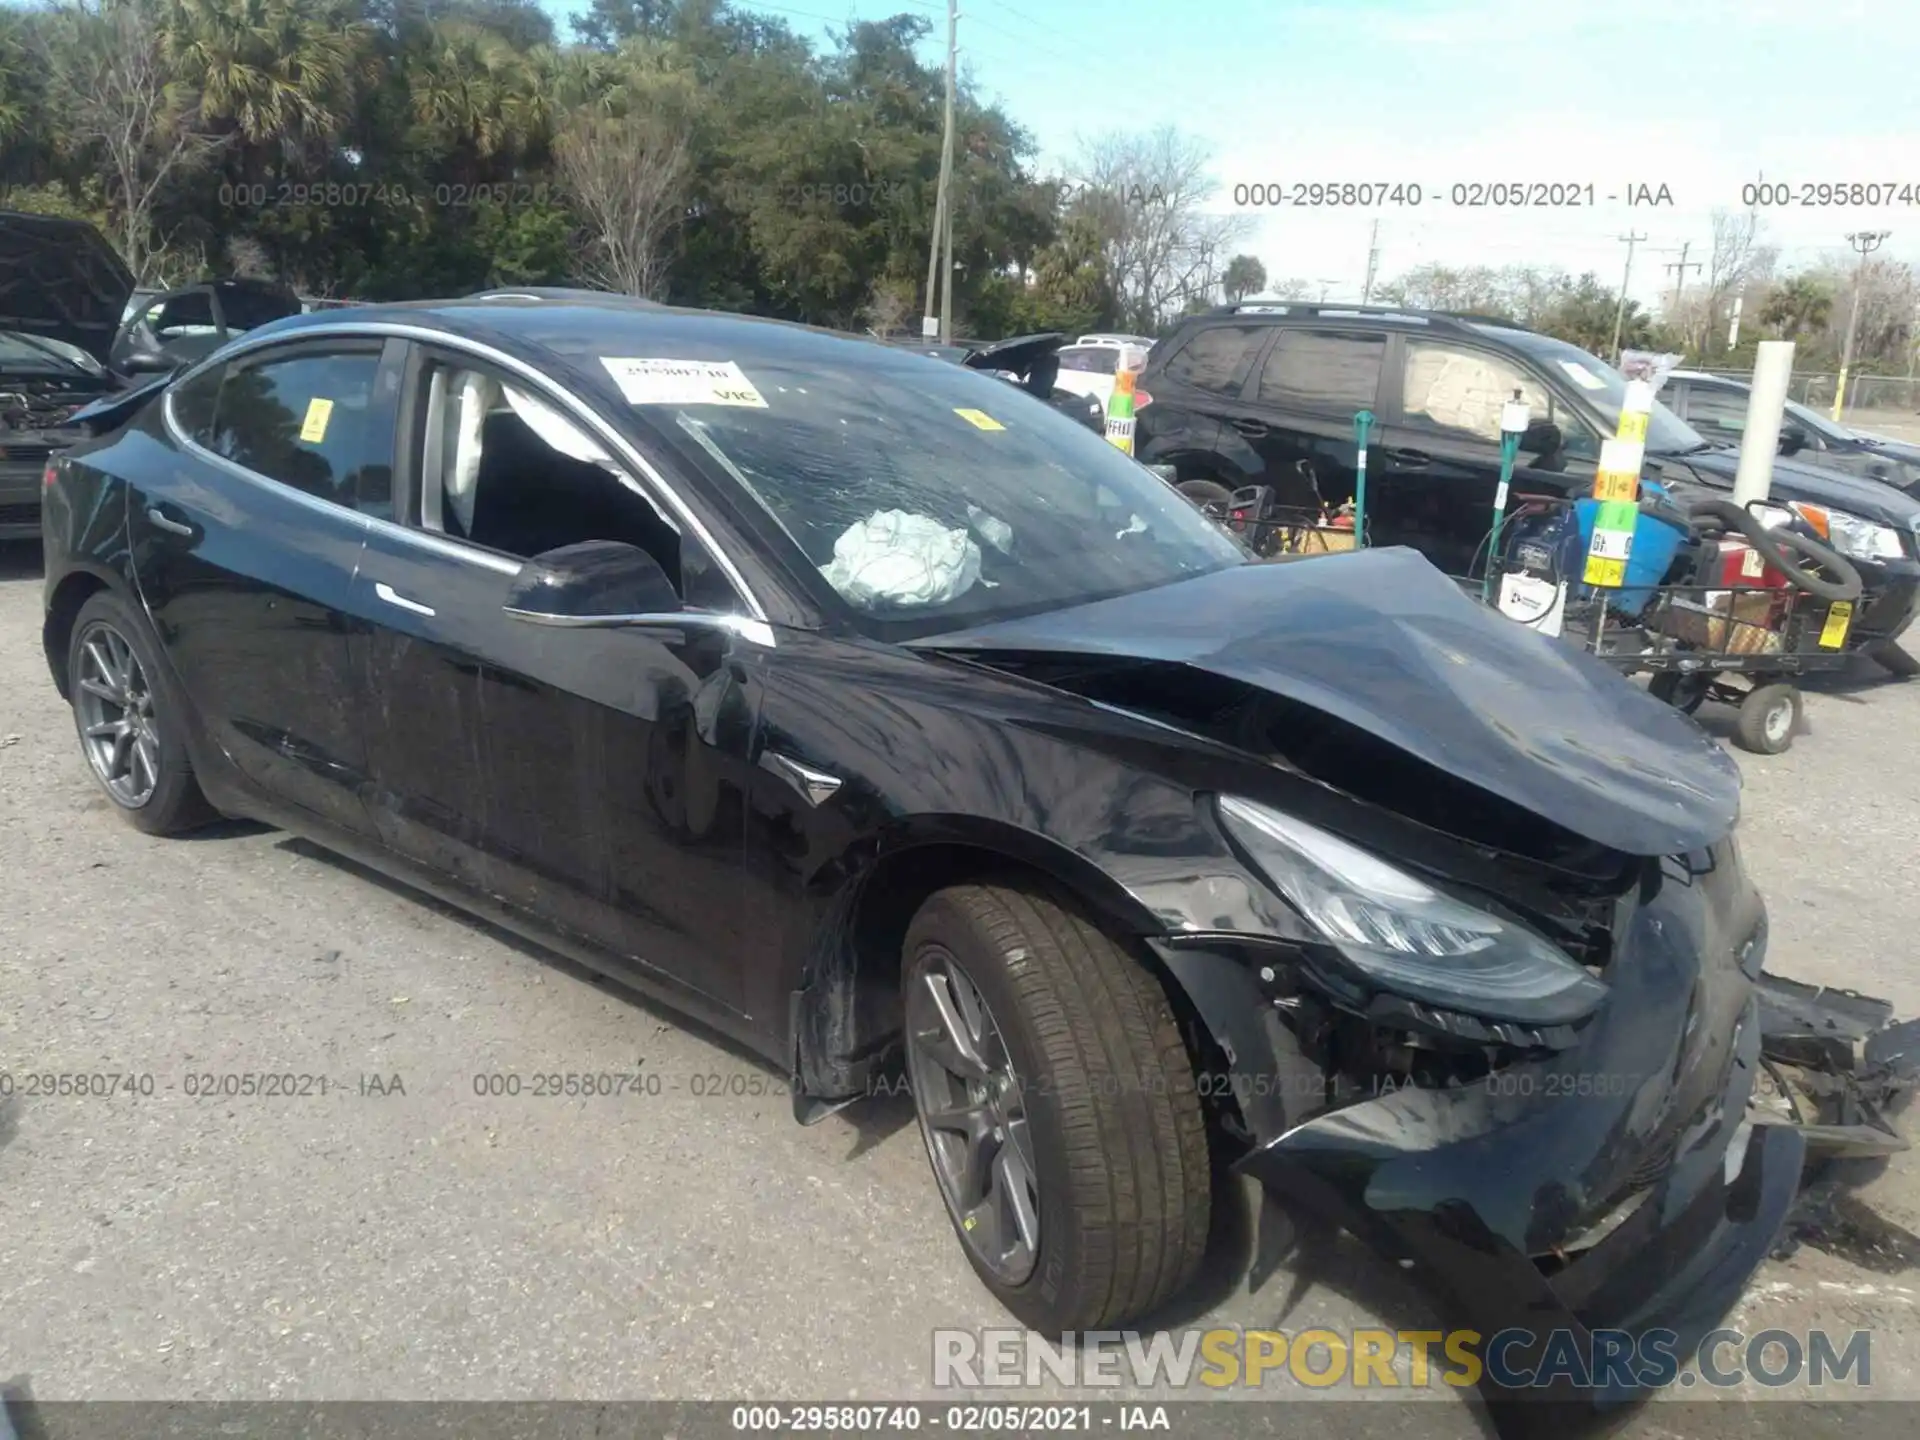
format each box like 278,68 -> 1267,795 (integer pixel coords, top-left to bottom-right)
1218,796 -> 1607,1026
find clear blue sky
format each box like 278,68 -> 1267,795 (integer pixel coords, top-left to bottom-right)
549,0 -> 1919,305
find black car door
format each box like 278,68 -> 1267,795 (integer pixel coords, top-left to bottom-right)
1233,326 -> 1388,518
350,342 -> 764,1013
1371,335 -> 1597,577
1135,322 -> 1269,479
126,337 -> 405,837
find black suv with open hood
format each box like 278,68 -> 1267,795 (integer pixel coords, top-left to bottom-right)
0,211 -> 136,538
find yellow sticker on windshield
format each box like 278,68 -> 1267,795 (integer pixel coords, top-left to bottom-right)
954,408 -> 1005,431
299,397 -> 334,444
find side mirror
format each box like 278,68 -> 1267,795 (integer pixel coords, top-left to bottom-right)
502,540 -> 680,626
1778,426 -> 1808,456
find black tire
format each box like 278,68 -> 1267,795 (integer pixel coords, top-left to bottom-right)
902,882 -> 1210,1333
1176,477 -> 1235,513
66,589 -> 218,835
1686,498 -> 1863,601
1648,670 -> 1710,715
1870,640 -> 1920,678
1734,681 -> 1801,755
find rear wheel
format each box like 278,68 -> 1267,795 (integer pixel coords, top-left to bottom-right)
1734,681 -> 1801,755
67,590 -> 217,835
902,882 -> 1210,1333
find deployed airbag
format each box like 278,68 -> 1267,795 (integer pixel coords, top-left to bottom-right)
820,509 -> 983,609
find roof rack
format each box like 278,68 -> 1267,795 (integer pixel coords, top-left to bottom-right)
1206,300 -> 1520,341
1435,311 -> 1529,330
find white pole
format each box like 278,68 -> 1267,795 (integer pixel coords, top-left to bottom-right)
1732,340 -> 1795,507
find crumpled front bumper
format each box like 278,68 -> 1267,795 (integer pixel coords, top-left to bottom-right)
1238,995 -> 1804,1438
1157,842 -> 1822,1439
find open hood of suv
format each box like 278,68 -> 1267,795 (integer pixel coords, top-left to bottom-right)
0,211 -> 136,365
915,547 -> 1742,857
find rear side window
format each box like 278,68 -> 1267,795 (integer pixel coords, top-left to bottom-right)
1681,386 -> 1750,440
1255,330 -> 1386,411
1158,324 -> 1264,394
1059,347 -> 1118,375
203,351 -> 396,513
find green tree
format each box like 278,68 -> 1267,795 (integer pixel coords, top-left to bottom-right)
1222,253 -> 1265,302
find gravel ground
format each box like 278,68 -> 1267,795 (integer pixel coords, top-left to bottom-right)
1,539 -> 1916,1436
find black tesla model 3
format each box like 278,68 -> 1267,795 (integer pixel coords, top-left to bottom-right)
41,294 -> 1816,1431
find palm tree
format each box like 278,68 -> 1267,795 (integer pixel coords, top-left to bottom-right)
1760,274 -> 1833,339
403,19 -> 553,184
159,0 -> 377,156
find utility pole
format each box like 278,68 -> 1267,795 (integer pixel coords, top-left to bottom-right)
1665,241 -> 1702,348
1833,228 -> 1890,420
1610,231 -> 1647,364
1360,220 -> 1381,304
923,0 -> 958,340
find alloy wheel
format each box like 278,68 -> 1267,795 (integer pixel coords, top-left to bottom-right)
904,949 -> 1042,1285
74,620 -> 162,808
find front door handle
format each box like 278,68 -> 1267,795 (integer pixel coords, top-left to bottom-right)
1230,419 -> 1269,438
374,581 -> 436,617
1387,448 -> 1432,467
145,505 -> 194,536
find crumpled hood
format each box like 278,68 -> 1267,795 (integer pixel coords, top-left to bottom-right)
0,211 -> 135,364
917,547 -> 1742,857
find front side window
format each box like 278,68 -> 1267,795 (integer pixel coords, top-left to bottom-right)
410,356 -> 736,612
1159,324 -> 1264,395
1257,330 -> 1386,411
598,341 -> 1245,640
1401,339 -> 1601,461
204,350 -> 395,511
1682,387 -> 1751,441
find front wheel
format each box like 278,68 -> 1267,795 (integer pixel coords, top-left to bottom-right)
902,882 -> 1211,1333
1735,681 -> 1802,755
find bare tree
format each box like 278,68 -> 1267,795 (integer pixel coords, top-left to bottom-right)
43,0 -> 223,283
1700,209 -> 1778,352
1069,127 -> 1249,330
555,110 -> 693,298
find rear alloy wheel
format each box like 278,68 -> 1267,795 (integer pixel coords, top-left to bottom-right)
67,591 -> 216,835
903,882 -> 1211,1332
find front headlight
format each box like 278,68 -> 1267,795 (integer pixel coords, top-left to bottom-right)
1218,796 -> 1607,1025
1788,502 -> 1905,560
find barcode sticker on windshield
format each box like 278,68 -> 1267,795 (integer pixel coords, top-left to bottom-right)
600,358 -> 768,408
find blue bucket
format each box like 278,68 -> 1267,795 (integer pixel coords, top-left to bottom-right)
1573,495 -> 1689,617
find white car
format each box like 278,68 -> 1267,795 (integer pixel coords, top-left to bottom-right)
1054,335 -> 1154,411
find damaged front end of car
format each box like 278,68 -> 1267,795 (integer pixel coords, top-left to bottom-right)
924,547 -> 1918,1437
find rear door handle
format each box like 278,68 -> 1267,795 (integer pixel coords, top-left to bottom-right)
374,581 -> 436,617
145,505 -> 194,537
1230,419 -> 1269,438
1387,448 -> 1432,467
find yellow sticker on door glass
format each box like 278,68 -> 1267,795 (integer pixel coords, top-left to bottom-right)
1819,600 -> 1853,649
299,397 -> 334,444
954,408 -> 1005,431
